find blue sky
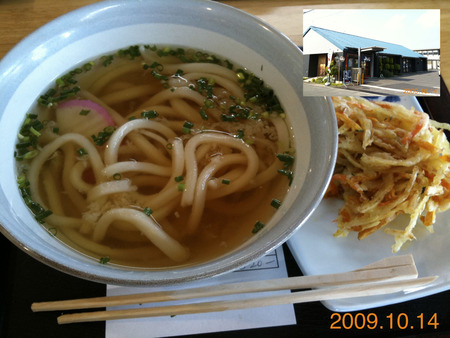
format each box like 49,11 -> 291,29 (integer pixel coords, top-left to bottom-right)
303,9 -> 440,50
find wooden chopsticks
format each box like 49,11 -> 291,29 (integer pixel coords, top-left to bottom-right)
31,254 -> 437,325
56,276 -> 435,325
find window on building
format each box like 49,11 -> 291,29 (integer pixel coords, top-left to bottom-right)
402,58 -> 410,73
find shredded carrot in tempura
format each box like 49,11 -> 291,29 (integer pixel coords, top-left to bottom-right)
328,97 -> 450,252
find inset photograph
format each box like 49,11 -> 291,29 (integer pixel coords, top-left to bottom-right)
302,9 -> 440,96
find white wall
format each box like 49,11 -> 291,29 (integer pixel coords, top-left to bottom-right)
303,29 -> 341,55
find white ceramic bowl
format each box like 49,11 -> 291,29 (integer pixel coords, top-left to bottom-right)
0,0 -> 337,285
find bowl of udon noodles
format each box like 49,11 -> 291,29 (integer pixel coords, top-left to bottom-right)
0,0 -> 337,285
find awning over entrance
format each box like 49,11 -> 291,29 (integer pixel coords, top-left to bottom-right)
361,46 -> 386,53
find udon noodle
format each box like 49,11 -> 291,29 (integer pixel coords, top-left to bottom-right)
15,45 -> 294,267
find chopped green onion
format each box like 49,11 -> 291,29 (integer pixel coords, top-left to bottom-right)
185,121 -> 193,129
34,207 -> 52,223
276,153 -> 295,167
143,207 -> 153,216
221,104 -> 253,122
271,198 -> 281,209
224,60 -> 234,69
177,183 -> 185,191
252,221 -> 265,234
82,61 -> 94,72
99,257 -> 110,264
17,174 -> 52,223
147,46 -> 229,66
17,133 -> 28,141
55,73 -> 77,88
174,176 -> 184,182
53,127 -> 59,134
277,169 -> 294,186
277,169 -> 293,177
35,209 -> 53,223
196,78 -> 214,98
141,110 -> 159,119
222,179 -> 230,185
151,70 -> 169,81
161,46 -> 171,55
150,61 -> 163,71
276,153 -> 294,186
79,109 -> 90,116
38,86 -> 80,106
55,78 -> 65,87
77,148 -> 88,156
23,150 -> 39,159
118,45 -> 141,59
236,129 -> 244,139
91,126 -> 116,146
113,173 -> 122,180
166,143 -> 173,150
17,174 -> 27,187
31,119 -> 43,131
18,175 -> 53,224
16,142 -> 31,150
199,109 -> 209,120
29,127 -> 41,137
204,99 -> 215,108
182,121 -> 194,134
101,55 -> 114,67
235,68 -> 284,114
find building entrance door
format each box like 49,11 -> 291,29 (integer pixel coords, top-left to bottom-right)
402,58 -> 411,73
363,61 -> 371,78
317,55 -> 327,76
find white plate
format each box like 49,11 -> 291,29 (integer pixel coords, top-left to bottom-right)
287,96 -> 450,312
